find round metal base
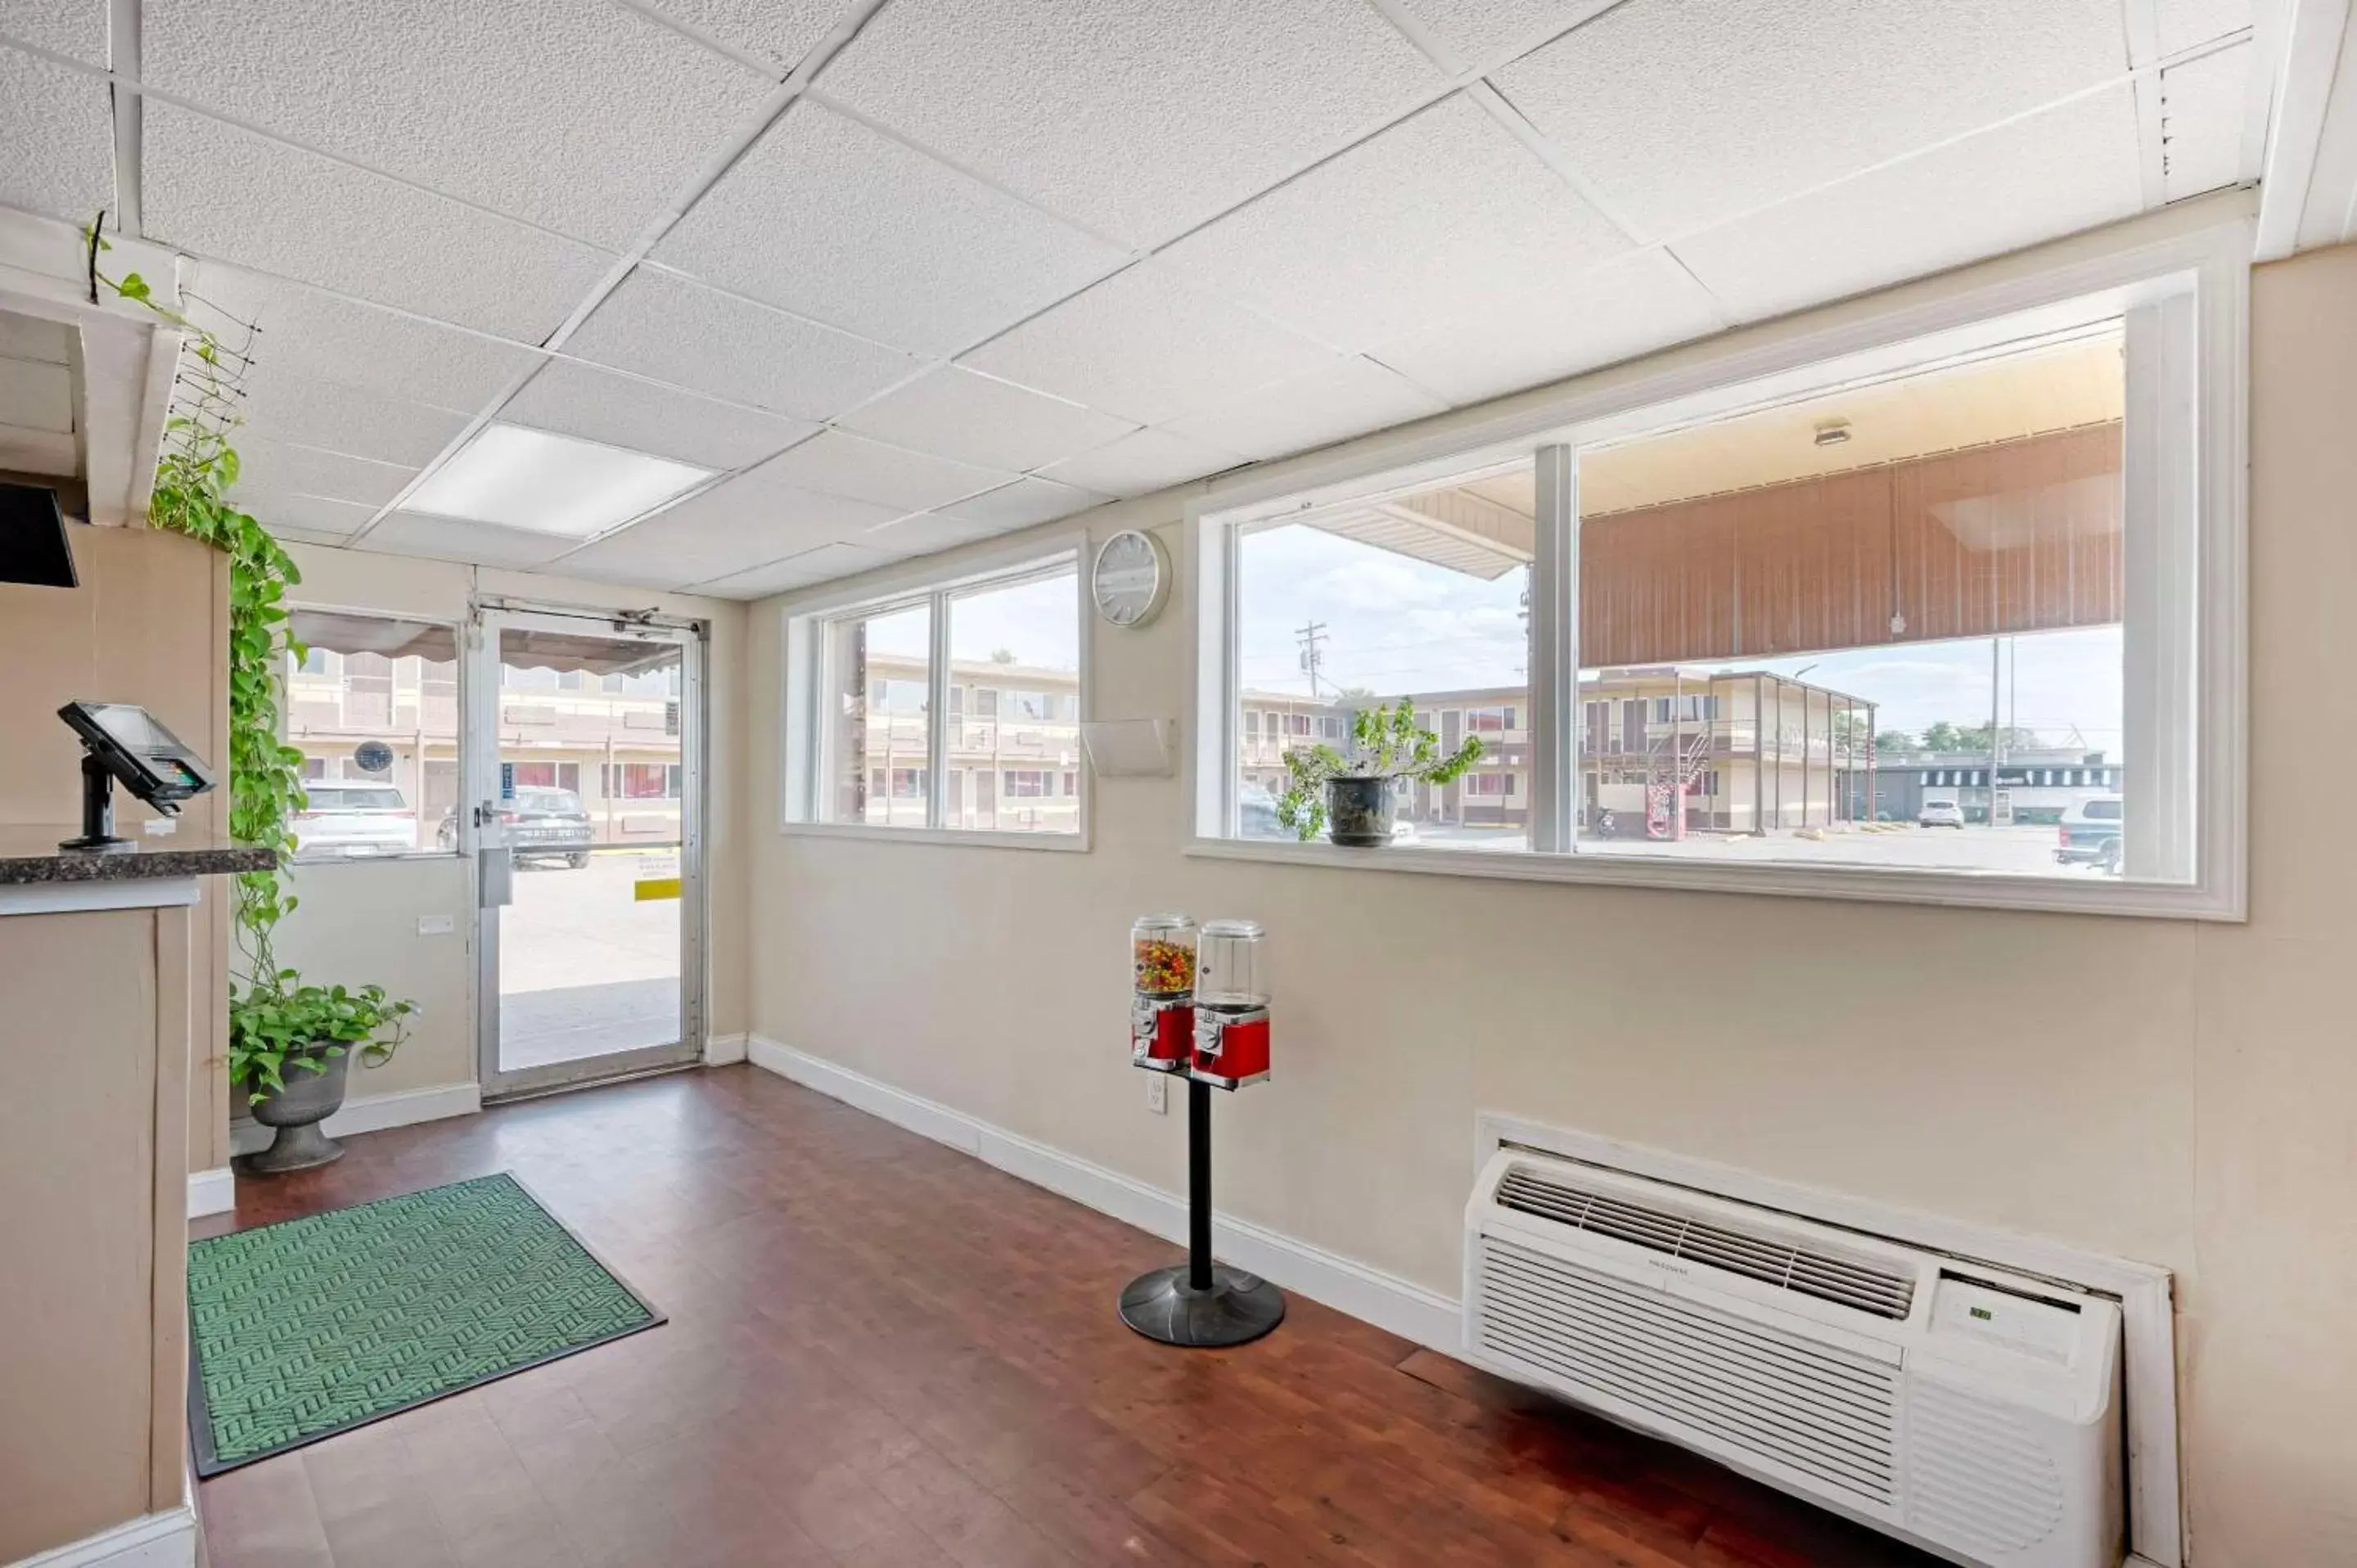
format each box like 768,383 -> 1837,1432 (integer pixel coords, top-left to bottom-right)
236,1121 -> 345,1174
1118,1264 -> 1285,1348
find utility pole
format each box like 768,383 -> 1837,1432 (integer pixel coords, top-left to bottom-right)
1296,621 -> 1328,698
1989,636 -> 2002,827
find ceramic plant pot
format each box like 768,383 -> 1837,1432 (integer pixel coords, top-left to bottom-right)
1326,775 -> 1396,847
237,1048 -> 350,1174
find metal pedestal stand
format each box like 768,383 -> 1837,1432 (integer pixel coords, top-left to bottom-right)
1117,1077 -> 1285,1348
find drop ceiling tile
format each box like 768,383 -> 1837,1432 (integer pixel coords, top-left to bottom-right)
961,263 -> 1337,426
940,476 -> 1107,529
1674,86 -> 2143,324
1163,356 -> 1447,461
863,511 -> 1010,558
364,511 -> 578,569
143,0 -> 772,249
2156,0 -> 2251,56
632,0 -> 845,73
816,0 -> 1439,246
2159,42 -> 2250,202
835,368 -> 1135,475
238,492 -> 379,541
228,435 -> 417,508
1494,0 -> 2129,241
0,44 -> 112,222
560,473 -> 902,586
502,358 -> 813,471
748,430 -> 1007,513
185,264 -> 543,413
237,370 -> 472,467
144,102 -> 611,340
1373,247 -> 1725,406
1038,429 -> 1244,498
0,0 -> 106,63
567,268 -> 918,422
1160,95 -> 1629,353
1390,0 -> 1614,69
656,100 -> 1128,355
694,539 -> 893,597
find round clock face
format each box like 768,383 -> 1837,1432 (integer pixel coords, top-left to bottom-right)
1092,530 -> 1169,627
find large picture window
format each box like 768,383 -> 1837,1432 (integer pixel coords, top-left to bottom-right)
1193,234 -> 2243,918
788,544 -> 1088,845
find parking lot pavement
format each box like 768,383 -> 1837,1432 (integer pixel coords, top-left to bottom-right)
499,850 -> 681,1068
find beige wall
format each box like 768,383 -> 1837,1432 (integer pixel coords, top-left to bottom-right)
743,237 -> 2357,1566
212,545 -> 749,1157
0,522 -> 237,1169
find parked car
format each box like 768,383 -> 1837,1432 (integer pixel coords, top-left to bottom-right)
1918,800 -> 1965,829
435,787 -> 594,867
291,780 -> 418,858
1237,782 -> 1284,839
2056,794 -> 2125,871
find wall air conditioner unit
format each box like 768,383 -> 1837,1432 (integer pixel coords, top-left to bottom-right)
1466,1151 -> 2121,1568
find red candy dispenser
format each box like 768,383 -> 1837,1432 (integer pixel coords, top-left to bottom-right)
1130,914 -> 1197,1074
1189,919 -> 1269,1090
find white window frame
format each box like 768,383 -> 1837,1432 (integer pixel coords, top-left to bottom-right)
1187,218 -> 2247,921
780,535 -> 1091,852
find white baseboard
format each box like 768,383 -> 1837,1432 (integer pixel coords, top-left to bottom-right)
745,1036 -> 1462,1354
6,1507 -> 196,1568
228,1080 -> 481,1158
185,1167 -> 234,1220
703,1032 -> 748,1066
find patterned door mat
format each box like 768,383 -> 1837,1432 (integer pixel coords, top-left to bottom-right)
188,1172 -> 661,1475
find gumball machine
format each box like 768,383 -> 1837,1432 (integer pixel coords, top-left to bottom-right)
1119,915 -> 1284,1349
1189,919 -> 1270,1090
1130,914 -> 1197,1074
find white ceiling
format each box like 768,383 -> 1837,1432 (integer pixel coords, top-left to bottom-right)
0,0 -> 2272,598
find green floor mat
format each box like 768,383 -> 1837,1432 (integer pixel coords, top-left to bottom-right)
187,1172 -> 660,1475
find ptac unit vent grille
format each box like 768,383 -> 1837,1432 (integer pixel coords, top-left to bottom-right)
1494,1165 -> 1916,1321
1477,1236 -> 1902,1506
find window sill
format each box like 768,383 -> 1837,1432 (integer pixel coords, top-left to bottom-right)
1183,836 -> 2241,921
778,820 -> 1090,854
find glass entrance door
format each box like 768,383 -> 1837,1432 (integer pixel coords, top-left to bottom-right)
466,608 -> 704,1098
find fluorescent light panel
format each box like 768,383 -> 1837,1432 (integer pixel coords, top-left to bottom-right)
406,423 -> 714,538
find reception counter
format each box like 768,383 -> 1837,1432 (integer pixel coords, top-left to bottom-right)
0,831 -> 268,1565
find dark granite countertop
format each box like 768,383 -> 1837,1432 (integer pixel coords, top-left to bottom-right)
0,824 -> 276,885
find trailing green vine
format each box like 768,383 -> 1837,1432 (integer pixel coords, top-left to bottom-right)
86,216 -> 411,1102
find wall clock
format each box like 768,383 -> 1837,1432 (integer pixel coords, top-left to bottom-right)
1091,529 -> 1171,628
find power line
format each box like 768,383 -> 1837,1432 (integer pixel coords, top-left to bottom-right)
1296,621 -> 1328,698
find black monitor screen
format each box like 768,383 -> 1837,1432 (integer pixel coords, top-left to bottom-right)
0,483 -> 76,588
81,701 -> 187,758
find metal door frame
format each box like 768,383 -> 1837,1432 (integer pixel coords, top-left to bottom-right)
465,602 -> 708,1101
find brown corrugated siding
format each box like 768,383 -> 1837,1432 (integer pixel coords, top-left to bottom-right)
1579,423 -> 2122,666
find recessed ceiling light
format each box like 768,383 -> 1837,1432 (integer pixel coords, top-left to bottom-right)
405,423 -> 714,538
1813,419 -> 1853,448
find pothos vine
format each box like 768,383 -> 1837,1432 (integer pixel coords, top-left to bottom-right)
86,216 -> 412,1102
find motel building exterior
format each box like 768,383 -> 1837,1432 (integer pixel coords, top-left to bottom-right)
284,642 -> 687,849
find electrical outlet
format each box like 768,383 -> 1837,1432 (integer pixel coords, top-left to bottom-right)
1144,1073 -> 1168,1114
417,914 -> 456,936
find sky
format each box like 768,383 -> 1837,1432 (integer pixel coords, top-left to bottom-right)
1237,524 -> 2125,756
860,570 -> 1082,671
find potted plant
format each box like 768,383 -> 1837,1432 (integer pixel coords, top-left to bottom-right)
231,973 -> 415,1173
1275,699 -> 1484,846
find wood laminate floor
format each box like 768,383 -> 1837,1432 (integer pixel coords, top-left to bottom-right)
194,1065 -> 1936,1567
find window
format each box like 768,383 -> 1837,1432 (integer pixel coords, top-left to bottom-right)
790,546 -> 1086,844
1196,233 -> 2242,917
820,602 -> 931,827
284,610 -> 461,862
